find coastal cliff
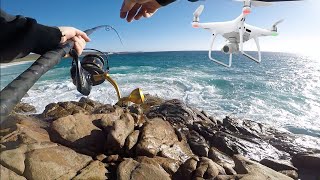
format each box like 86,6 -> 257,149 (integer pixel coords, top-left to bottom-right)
1,95 -> 319,180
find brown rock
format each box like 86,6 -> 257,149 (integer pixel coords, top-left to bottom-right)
24,145 -> 92,180
117,158 -> 170,180
125,130 -> 140,151
51,113 -> 106,153
173,157 -> 198,180
233,155 -> 293,180
160,141 -> 194,163
215,175 -> 244,180
194,157 -> 226,179
13,102 -> 36,114
106,154 -> 123,163
0,145 -> 27,175
106,113 -> 134,151
136,156 -> 181,175
0,164 -> 26,180
136,118 -> 179,156
223,163 -> 237,175
73,160 -> 107,180
95,154 -> 107,161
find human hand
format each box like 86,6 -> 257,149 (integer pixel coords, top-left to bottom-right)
58,27 -> 91,55
120,0 -> 162,22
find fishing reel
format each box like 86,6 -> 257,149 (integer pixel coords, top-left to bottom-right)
70,48 -> 145,104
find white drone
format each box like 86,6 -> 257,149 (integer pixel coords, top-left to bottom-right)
192,0 -> 298,67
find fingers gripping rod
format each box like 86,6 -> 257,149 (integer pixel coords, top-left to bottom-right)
208,34 -> 233,67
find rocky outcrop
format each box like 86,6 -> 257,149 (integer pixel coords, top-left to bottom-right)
1,97 -> 320,180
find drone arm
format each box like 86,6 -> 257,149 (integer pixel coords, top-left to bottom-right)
241,37 -> 261,63
239,25 -> 244,52
208,34 -> 232,67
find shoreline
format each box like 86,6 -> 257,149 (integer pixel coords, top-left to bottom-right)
0,60 -> 34,68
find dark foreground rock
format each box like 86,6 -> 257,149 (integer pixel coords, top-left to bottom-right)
1,97 -> 320,180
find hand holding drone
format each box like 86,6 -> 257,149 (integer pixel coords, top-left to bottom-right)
192,0 -> 301,67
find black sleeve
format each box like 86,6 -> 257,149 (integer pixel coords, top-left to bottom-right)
0,9 -> 62,63
156,0 -> 199,6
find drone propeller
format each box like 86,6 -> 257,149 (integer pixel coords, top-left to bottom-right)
234,0 -> 302,7
193,5 -> 204,22
233,0 -> 273,7
272,19 -> 284,32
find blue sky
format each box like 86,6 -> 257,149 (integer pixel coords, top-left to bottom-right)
1,0 -> 320,57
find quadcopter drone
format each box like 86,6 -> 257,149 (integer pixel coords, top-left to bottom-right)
192,0 -> 300,67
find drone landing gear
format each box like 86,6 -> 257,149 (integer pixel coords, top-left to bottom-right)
208,34 -> 233,67
240,37 -> 261,63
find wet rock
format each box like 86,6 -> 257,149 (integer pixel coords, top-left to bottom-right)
73,160 -> 107,180
146,99 -> 199,127
260,158 -> 297,171
41,98 -> 105,119
78,97 -> 103,108
117,158 -> 170,180
13,102 -> 36,114
50,113 -> 106,154
212,131 -> 288,161
187,130 -> 209,157
140,94 -> 165,112
278,170 -> 298,180
208,147 -> 235,167
105,113 -> 134,152
0,164 -> 26,180
222,117 -> 262,138
125,130 -> 140,151
292,152 -> 320,170
233,155 -> 293,180
23,145 -> 92,180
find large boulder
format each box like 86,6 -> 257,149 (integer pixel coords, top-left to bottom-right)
73,160 -> 107,180
136,118 -> 193,162
23,145 -> 92,180
50,113 -> 107,154
117,158 -> 171,180
105,113 -> 135,152
174,157 -> 226,180
0,164 -> 26,180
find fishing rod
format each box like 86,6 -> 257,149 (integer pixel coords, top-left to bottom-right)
0,25 -> 143,125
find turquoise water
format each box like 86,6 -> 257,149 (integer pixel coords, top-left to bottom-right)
1,51 -> 320,137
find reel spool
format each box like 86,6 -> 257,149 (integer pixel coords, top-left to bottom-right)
70,49 -> 145,105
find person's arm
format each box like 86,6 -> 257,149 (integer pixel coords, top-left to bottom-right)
0,10 -> 90,63
0,9 -> 62,62
120,0 -> 200,22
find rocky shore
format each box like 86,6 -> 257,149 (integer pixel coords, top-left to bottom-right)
1,95 -> 319,180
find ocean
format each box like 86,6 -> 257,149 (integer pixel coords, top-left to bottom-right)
1,51 -> 319,138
